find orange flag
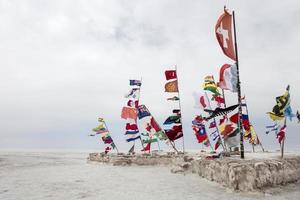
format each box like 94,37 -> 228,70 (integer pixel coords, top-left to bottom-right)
215,9 -> 236,61
165,80 -> 178,92
121,107 -> 137,120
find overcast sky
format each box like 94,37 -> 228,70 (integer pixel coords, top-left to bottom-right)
0,0 -> 299,152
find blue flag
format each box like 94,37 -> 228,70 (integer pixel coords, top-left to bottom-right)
129,80 -> 142,86
138,105 -> 151,119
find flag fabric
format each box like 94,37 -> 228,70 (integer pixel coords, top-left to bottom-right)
203,76 -> 220,95
192,115 -> 204,126
127,100 -> 139,108
205,104 -> 239,120
141,143 -> 151,152
268,86 -> 291,121
219,115 -> 226,125
215,9 -> 236,61
121,107 -> 138,120
214,137 -> 222,150
297,111 -> 300,123
167,96 -> 180,101
165,80 -> 178,92
229,112 -> 239,124
104,146 -> 111,154
210,130 -> 219,141
276,125 -> 286,144
212,95 -> 225,106
165,70 -> 177,80
163,115 -> 181,125
265,123 -> 279,134
125,88 -> 140,99
284,106 -> 295,121
98,117 -> 104,122
172,109 -> 181,114
218,64 -> 238,92
242,114 -> 250,131
165,125 -> 183,141
126,123 -> 138,130
249,125 -> 259,145
92,124 -> 108,134
193,92 -> 208,109
142,138 -> 158,144
192,123 -> 208,143
209,121 -> 217,129
102,135 -> 113,144
126,135 -> 141,142
149,117 -> 162,133
137,105 -> 151,119
129,79 -> 142,86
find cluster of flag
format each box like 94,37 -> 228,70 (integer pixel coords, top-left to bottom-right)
138,104 -> 165,152
266,86 -> 295,144
192,115 -> 210,147
121,80 -> 142,144
90,117 -> 116,154
164,69 -> 183,142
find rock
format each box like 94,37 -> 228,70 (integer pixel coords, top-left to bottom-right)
183,155 -> 194,162
171,166 -> 184,174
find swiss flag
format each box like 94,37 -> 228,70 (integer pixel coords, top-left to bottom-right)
215,8 -> 236,61
165,70 -> 177,80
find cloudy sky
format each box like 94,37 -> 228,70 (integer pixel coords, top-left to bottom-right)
0,0 -> 299,152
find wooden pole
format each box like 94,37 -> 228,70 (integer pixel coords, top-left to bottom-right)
232,10 -> 245,159
204,91 -> 226,151
175,65 -> 185,153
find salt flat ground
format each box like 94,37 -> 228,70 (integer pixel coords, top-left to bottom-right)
0,152 -> 299,200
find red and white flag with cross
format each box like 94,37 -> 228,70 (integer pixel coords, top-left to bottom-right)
215,8 -> 236,61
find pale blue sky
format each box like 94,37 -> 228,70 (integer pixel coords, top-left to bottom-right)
0,0 -> 299,152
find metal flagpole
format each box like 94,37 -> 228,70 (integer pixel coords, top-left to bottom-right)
281,117 -> 287,159
137,77 -> 145,151
204,91 -> 225,151
103,120 -> 119,153
175,65 -> 185,153
232,10 -> 245,159
221,89 -> 228,151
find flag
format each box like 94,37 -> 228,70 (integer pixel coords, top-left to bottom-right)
102,135 -> 113,144
212,95 -> 225,106
192,115 -> 204,126
165,70 -> 177,80
193,92 -> 208,109
219,123 -> 236,138
92,124 -> 108,134
219,115 -> 226,125
104,146 -> 111,154
141,143 -> 151,152
125,129 -> 139,135
172,109 -> 181,114
121,107 -> 138,120
110,142 -> 116,149
215,8 -> 236,61
229,112 -> 239,124
284,106 -> 295,121
126,135 -> 141,142
165,125 -> 183,141
265,123 -> 279,134
203,76 -> 220,95
129,79 -> 141,86
297,111 -> 300,123
205,104 -> 239,120
127,100 -> 139,108
126,123 -> 138,130
276,125 -> 286,144
98,117 -> 104,122
218,64 -> 237,92
125,88 -> 140,99
209,121 -> 216,129
214,137 -> 222,150
137,105 -> 151,119
150,117 -> 162,132
163,115 -> 181,125
192,124 -> 208,143
242,114 -> 250,131
143,138 -> 158,144
268,86 -> 291,121
167,96 -> 180,101
165,80 -> 178,92
249,126 -> 259,145
210,130 -> 219,141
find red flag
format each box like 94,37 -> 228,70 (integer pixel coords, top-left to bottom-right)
213,95 -> 225,105
229,113 -> 239,124
165,70 -> 177,80
141,143 -> 151,152
215,9 -> 236,61
165,125 -> 183,141
121,107 -> 137,120
127,100 -> 139,108
126,123 -> 138,130
150,117 -> 162,132
209,121 -> 216,129
214,137 -> 222,150
277,125 -> 286,144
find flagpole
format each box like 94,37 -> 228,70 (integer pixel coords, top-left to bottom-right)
232,10 -> 245,159
281,117 -> 287,159
137,77 -> 145,151
204,91 -> 225,151
103,120 -> 119,153
175,65 -> 185,153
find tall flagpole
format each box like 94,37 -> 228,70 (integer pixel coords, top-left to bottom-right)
137,77 -> 145,151
175,65 -> 185,153
103,120 -> 119,153
232,10 -> 245,159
